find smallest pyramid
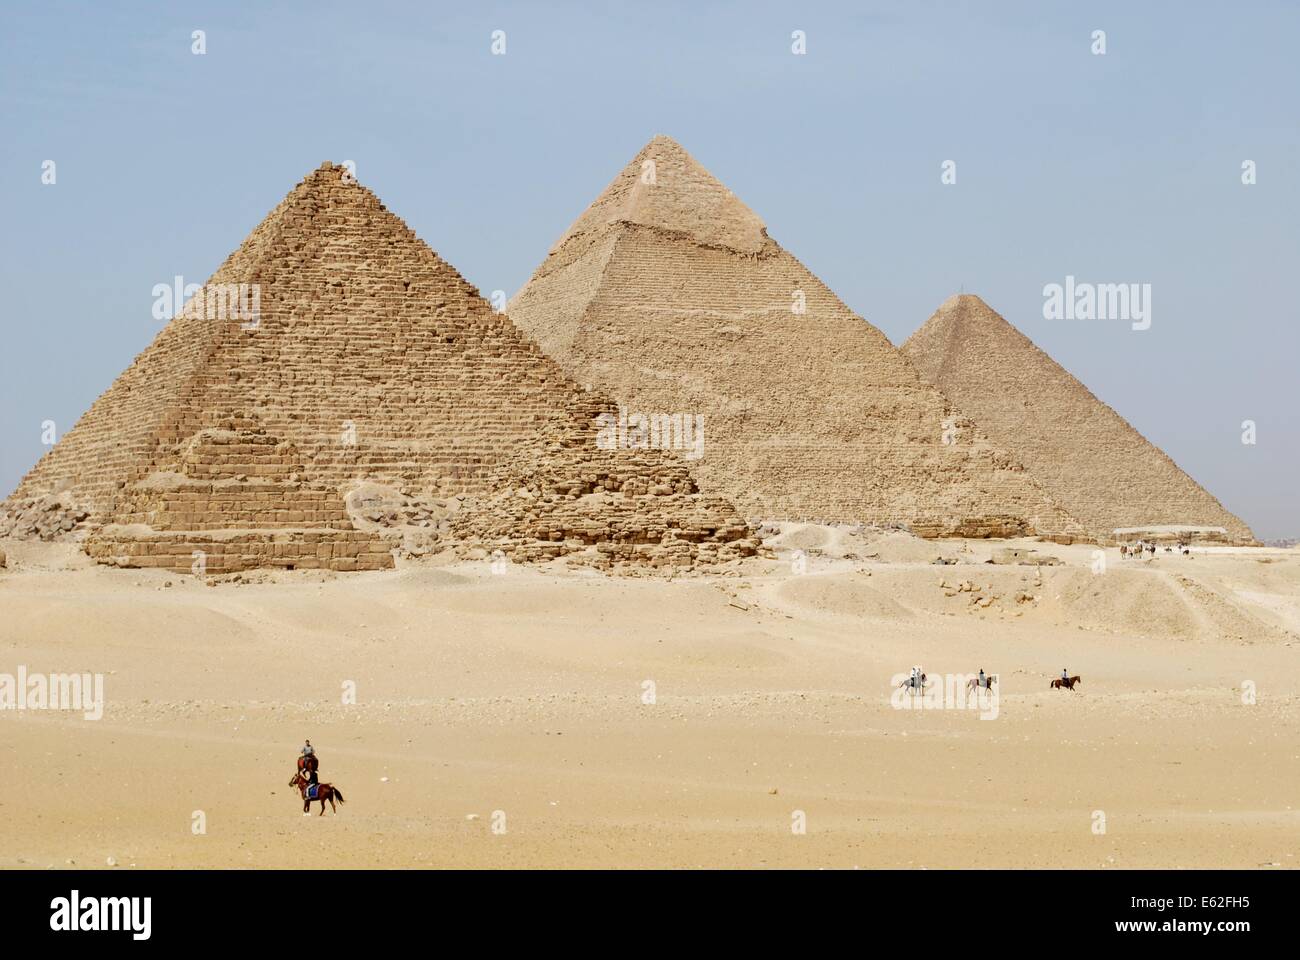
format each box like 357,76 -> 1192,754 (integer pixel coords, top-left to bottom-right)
902,294 -> 1254,543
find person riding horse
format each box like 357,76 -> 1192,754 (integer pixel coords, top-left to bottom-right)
299,740 -> 319,790
901,666 -> 928,693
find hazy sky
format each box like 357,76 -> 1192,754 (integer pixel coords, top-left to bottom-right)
2,1 -> 1296,537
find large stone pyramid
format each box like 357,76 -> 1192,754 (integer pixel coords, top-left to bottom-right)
5,163 -> 756,572
901,294 -> 1254,543
508,136 -> 1082,539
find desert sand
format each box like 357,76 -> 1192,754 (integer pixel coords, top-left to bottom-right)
2,526 -> 1297,869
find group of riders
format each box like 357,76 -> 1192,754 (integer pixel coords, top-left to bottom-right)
902,666 -> 1073,691
292,662 -> 1080,804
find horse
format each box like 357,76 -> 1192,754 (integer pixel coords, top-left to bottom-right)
966,675 -> 997,694
899,672 -> 929,694
290,771 -> 345,815
1050,675 -> 1082,691
297,754 -> 318,775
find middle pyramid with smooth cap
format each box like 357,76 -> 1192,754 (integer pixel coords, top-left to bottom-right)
509,136 -> 1081,537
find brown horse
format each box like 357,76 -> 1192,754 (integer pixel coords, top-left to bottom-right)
297,754 -> 318,775
966,675 -> 997,694
1051,675 -> 1082,691
290,771 -> 345,815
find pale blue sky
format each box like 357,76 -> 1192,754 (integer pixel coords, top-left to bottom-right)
2,1 -> 1296,536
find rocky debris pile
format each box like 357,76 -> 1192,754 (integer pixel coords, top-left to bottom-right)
344,483 -> 460,559
0,493 -> 91,541
444,429 -> 760,571
345,484 -> 458,528
453,486 -> 759,573
938,577 -> 1040,614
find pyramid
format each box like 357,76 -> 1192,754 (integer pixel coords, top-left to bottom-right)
6,163 -> 757,572
507,136 -> 1083,539
901,294 -> 1254,543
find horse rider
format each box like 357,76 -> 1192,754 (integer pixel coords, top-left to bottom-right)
1061,668 -> 1070,685
301,740 -> 319,788
978,668 -> 987,690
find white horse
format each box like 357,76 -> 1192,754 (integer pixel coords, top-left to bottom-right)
899,671 -> 929,694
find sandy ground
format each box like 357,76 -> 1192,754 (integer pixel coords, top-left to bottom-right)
2,526 -> 1298,869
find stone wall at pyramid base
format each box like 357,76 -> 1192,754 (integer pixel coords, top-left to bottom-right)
86,527 -> 394,574
1107,525 -> 1234,546
693,456 -> 1089,544
738,514 -> 1082,545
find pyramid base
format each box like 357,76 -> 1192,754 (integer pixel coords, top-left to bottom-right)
85,527 -> 395,575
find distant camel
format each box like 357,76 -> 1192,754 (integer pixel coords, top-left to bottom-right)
1051,675 -> 1082,691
